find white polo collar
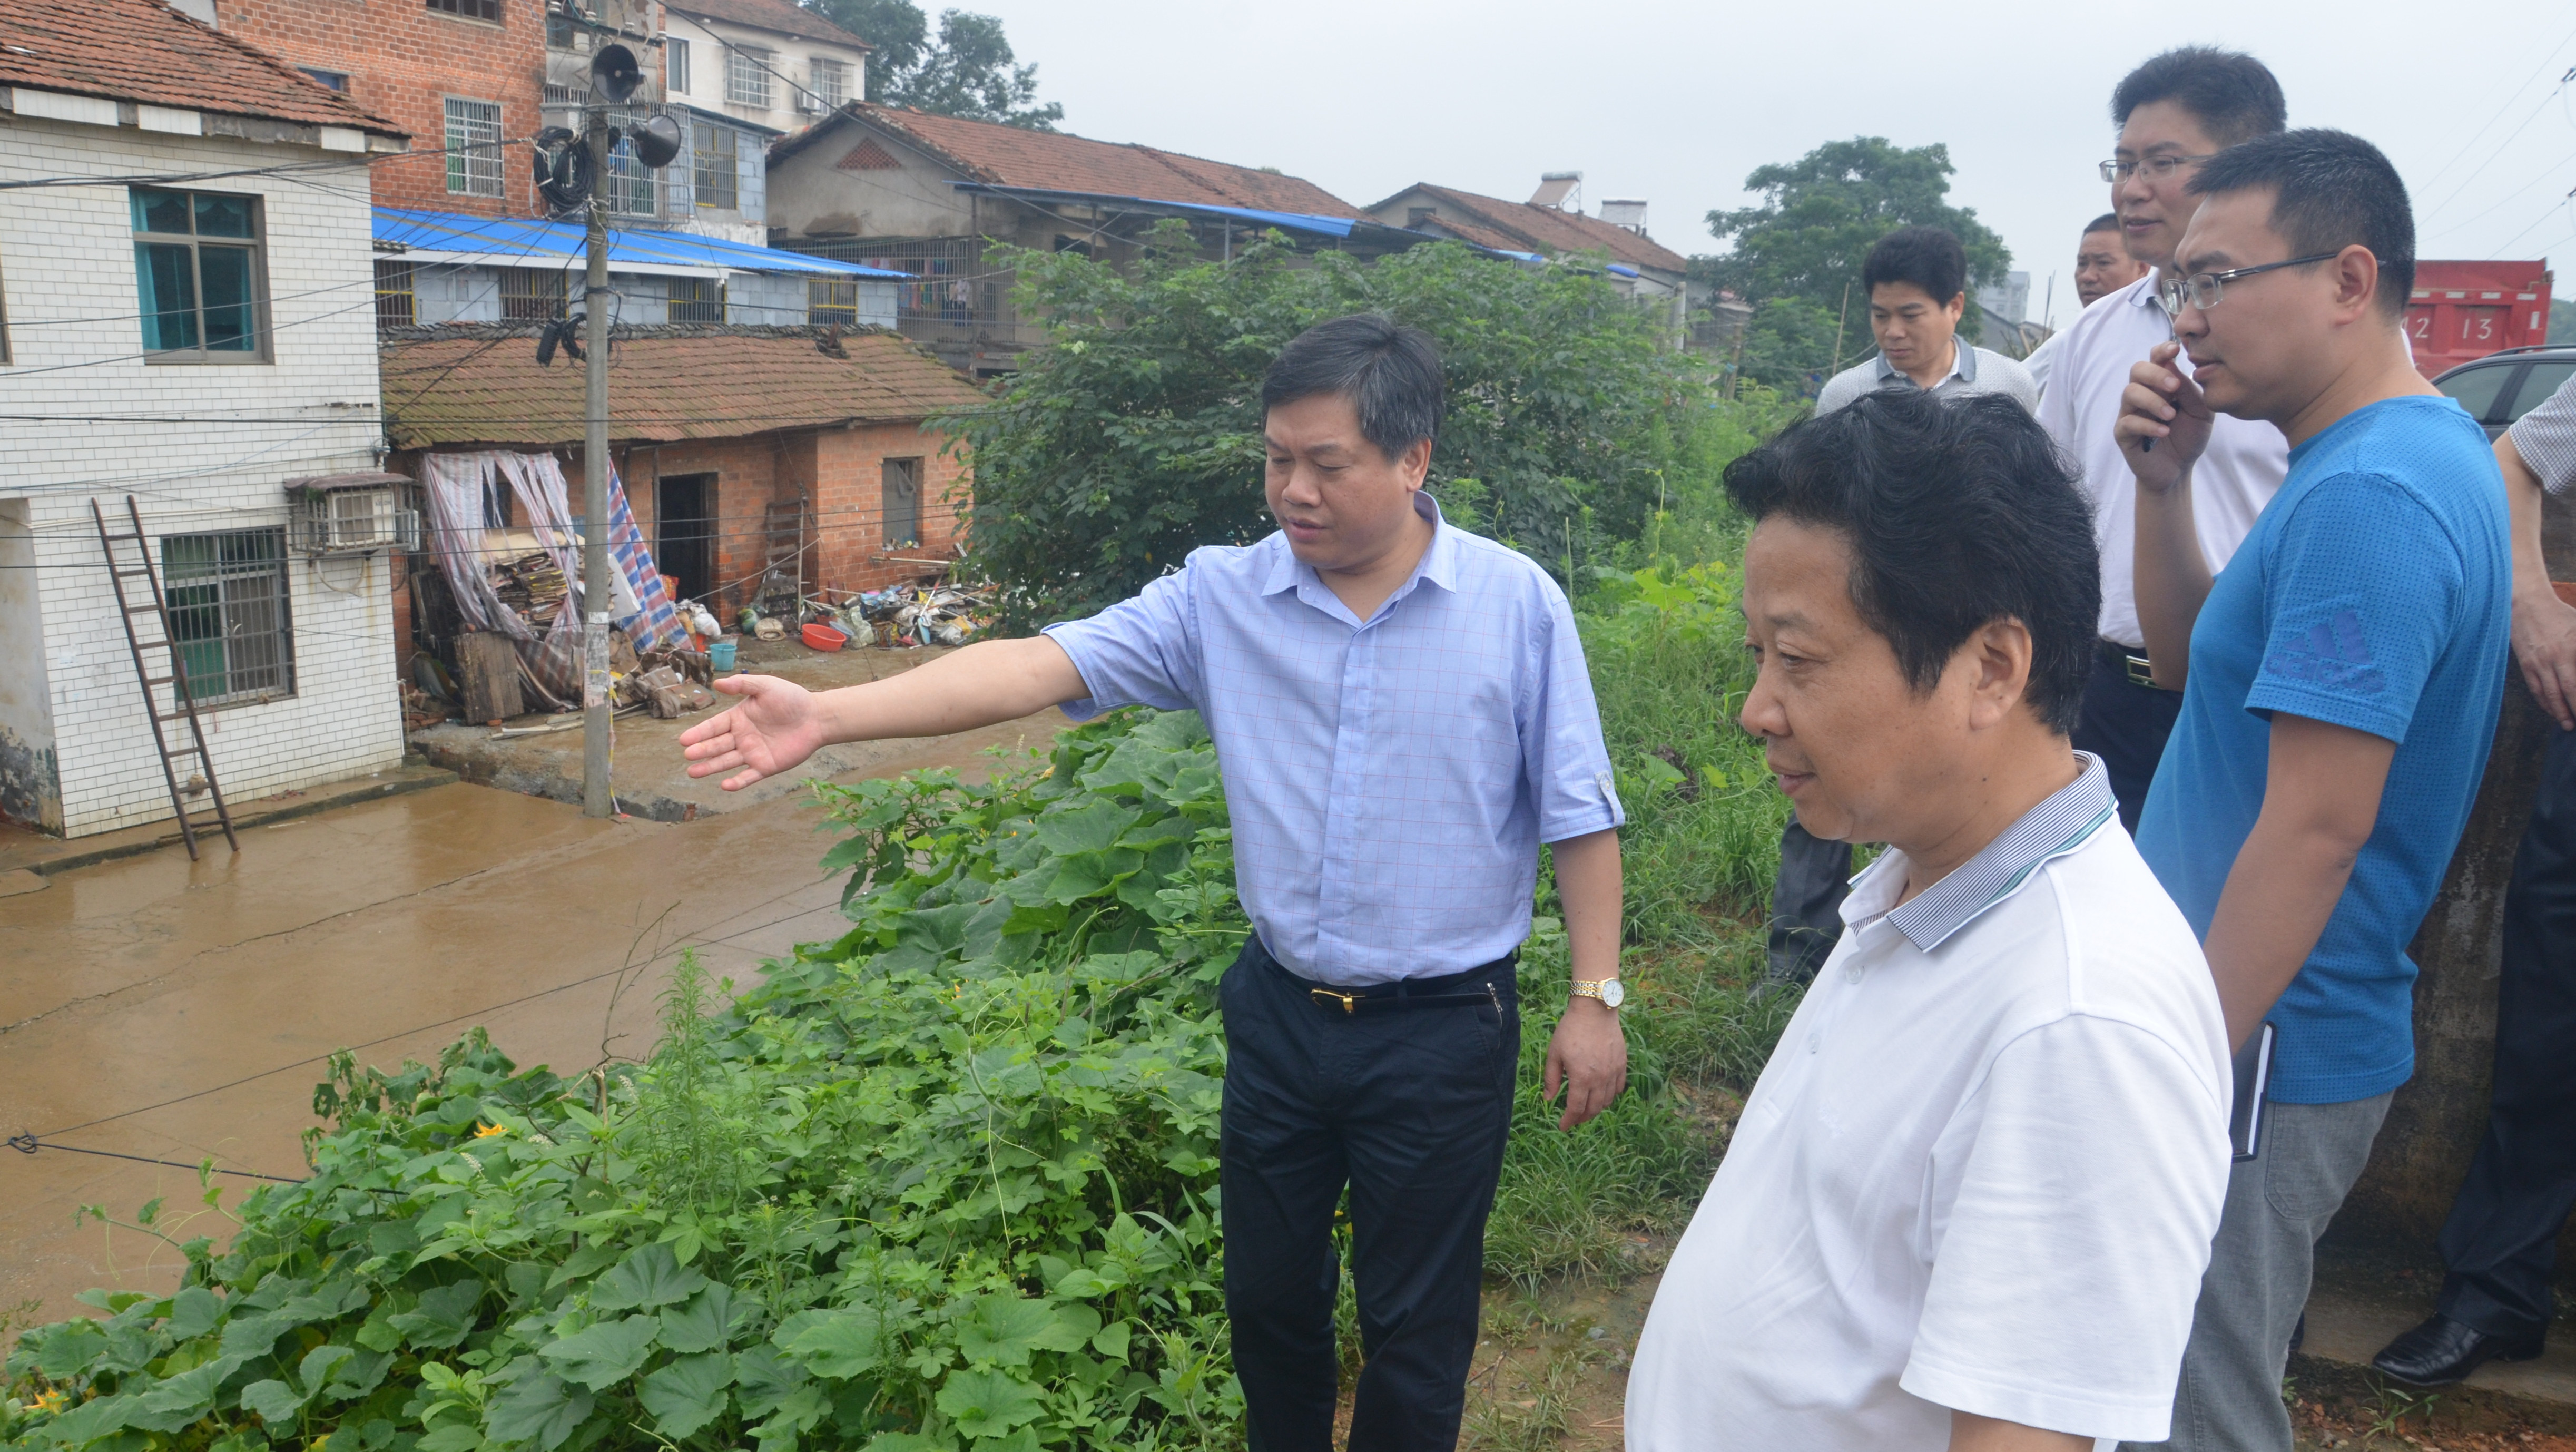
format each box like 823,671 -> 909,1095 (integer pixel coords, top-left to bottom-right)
1843,753 -> 2119,954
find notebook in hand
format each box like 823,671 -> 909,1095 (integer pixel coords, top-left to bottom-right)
2231,1021 -> 2277,1162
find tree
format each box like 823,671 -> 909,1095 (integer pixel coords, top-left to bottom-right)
1697,137 -> 2010,389
942,222 -> 1717,626
804,0 -> 1063,129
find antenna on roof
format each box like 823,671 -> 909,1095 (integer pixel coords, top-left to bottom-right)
1530,171 -> 1581,211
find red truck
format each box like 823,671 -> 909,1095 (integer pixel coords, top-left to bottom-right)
2407,260 -> 2552,379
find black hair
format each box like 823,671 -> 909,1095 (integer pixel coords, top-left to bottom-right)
1261,313 -> 1446,462
1861,226 -> 1967,305
2188,128 -> 2415,318
2084,212 -> 2121,235
1723,390 -> 2099,734
2111,46 -> 2286,147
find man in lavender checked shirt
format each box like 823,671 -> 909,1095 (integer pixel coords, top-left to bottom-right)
681,315 -> 1632,1452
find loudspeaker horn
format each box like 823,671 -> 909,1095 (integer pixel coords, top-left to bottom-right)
590,43 -> 643,103
632,113 -> 682,169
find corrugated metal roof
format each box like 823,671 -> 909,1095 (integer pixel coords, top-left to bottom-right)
379,325 -> 992,449
375,208 -> 908,278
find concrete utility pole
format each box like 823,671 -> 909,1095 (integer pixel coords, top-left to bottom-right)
580,109 -> 614,818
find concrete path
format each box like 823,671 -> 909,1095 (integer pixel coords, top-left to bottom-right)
0,707 -> 1066,1324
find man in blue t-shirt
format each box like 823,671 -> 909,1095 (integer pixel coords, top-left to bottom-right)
2117,131 -> 2510,1452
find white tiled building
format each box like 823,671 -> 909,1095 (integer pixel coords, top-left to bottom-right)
1,0 -> 415,837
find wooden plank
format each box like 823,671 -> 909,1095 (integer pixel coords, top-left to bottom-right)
455,631 -> 524,724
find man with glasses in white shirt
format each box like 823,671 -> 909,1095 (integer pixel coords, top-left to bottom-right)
2035,47 -> 2290,835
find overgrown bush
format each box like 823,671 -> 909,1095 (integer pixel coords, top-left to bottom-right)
945,222 -> 1719,627
3,712 -> 1250,1452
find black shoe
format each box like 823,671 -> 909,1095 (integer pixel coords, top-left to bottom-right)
2369,1313 -> 2545,1386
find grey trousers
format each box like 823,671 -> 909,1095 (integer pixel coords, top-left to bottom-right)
2124,1092 -> 2394,1452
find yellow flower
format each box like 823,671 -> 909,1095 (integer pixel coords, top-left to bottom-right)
33,1390 -> 66,1415
309,1434 -> 330,1452
472,1122 -> 507,1139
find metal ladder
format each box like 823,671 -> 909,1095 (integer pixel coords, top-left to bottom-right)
91,495 -> 239,859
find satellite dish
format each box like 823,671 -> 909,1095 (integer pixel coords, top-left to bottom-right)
591,43 -> 643,102
632,113 -> 682,169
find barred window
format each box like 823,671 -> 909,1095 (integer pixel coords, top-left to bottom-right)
670,277 -> 724,322
725,46 -> 772,106
499,267 -> 567,321
604,118 -> 657,217
131,187 -> 267,361
692,121 -> 739,210
665,37 -> 691,95
375,259 -> 416,328
443,97 -> 504,197
810,57 -> 848,107
162,528 -> 294,708
426,0 -> 500,22
808,277 -> 857,326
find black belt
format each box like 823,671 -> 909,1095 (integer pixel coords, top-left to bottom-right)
1257,944 -> 1515,1015
2097,639 -> 2174,691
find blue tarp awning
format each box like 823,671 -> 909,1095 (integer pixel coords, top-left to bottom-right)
373,208 -> 909,278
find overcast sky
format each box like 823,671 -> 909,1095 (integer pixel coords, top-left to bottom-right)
956,0 -> 2576,329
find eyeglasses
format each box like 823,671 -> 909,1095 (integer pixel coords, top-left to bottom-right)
2156,253 -> 2343,316
2099,154 -> 2214,184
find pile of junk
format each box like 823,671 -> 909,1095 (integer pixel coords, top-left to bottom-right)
727,584 -> 996,653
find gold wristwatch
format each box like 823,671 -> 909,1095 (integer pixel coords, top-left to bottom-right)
1570,978 -> 1625,1010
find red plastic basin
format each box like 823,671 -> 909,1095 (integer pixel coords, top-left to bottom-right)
801,622 -> 848,652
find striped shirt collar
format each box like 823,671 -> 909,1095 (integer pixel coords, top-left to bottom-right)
1852,752 -> 2119,953
1260,491 -> 1461,620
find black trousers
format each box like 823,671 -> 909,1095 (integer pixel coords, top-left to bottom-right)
1218,936 -> 1520,1452
2070,646 -> 2185,836
2436,724 -> 2576,1339
1764,821 -> 1852,987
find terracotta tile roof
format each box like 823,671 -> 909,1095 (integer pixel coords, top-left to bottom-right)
1371,184 -> 1688,274
774,102 -> 1358,216
666,0 -> 869,50
1,0 -> 403,135
378,325 -> 990,449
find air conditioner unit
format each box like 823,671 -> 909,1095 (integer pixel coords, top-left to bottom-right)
286,473 -> 420,555
796,92 -> 825,114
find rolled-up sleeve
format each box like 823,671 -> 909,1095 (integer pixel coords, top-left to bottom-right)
1040,565 -> 1205,720
1522,584 -> 1624,842
2508,370 -> 2576,496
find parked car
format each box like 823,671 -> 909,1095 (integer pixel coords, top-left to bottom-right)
2431,344 -> 2576,441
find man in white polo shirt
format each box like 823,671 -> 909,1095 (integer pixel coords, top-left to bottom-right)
2037,46 -> 2289,833
1626,390 -> 2232,1451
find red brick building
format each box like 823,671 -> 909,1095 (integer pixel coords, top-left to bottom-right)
381,324 -> 987,623
211,0 -> 568,215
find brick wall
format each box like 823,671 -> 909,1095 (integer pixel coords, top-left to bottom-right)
567,423 -> 969,613
0,119 -> 408,837
218,0 -> 547,215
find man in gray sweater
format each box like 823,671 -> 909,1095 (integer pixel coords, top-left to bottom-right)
1765,225 -> 2039,992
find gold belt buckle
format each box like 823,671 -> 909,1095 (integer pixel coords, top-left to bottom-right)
1310,988 -> 1360,1014
2123,652 -> 2158,690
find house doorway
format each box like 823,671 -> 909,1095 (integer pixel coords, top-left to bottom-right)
655,474 -> 715,603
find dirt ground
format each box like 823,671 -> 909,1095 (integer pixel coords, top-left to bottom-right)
1433,1262 -> 2576,1452
0,702 -> 1065,1326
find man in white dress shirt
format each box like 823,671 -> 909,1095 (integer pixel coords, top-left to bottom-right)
2036,47 -> 2289,832
1625,390 -> 2232,1452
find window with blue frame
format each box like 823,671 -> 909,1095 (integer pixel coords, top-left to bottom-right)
131,187 -> 267,361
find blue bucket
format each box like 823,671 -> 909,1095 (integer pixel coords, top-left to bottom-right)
710,639 -> 738,672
